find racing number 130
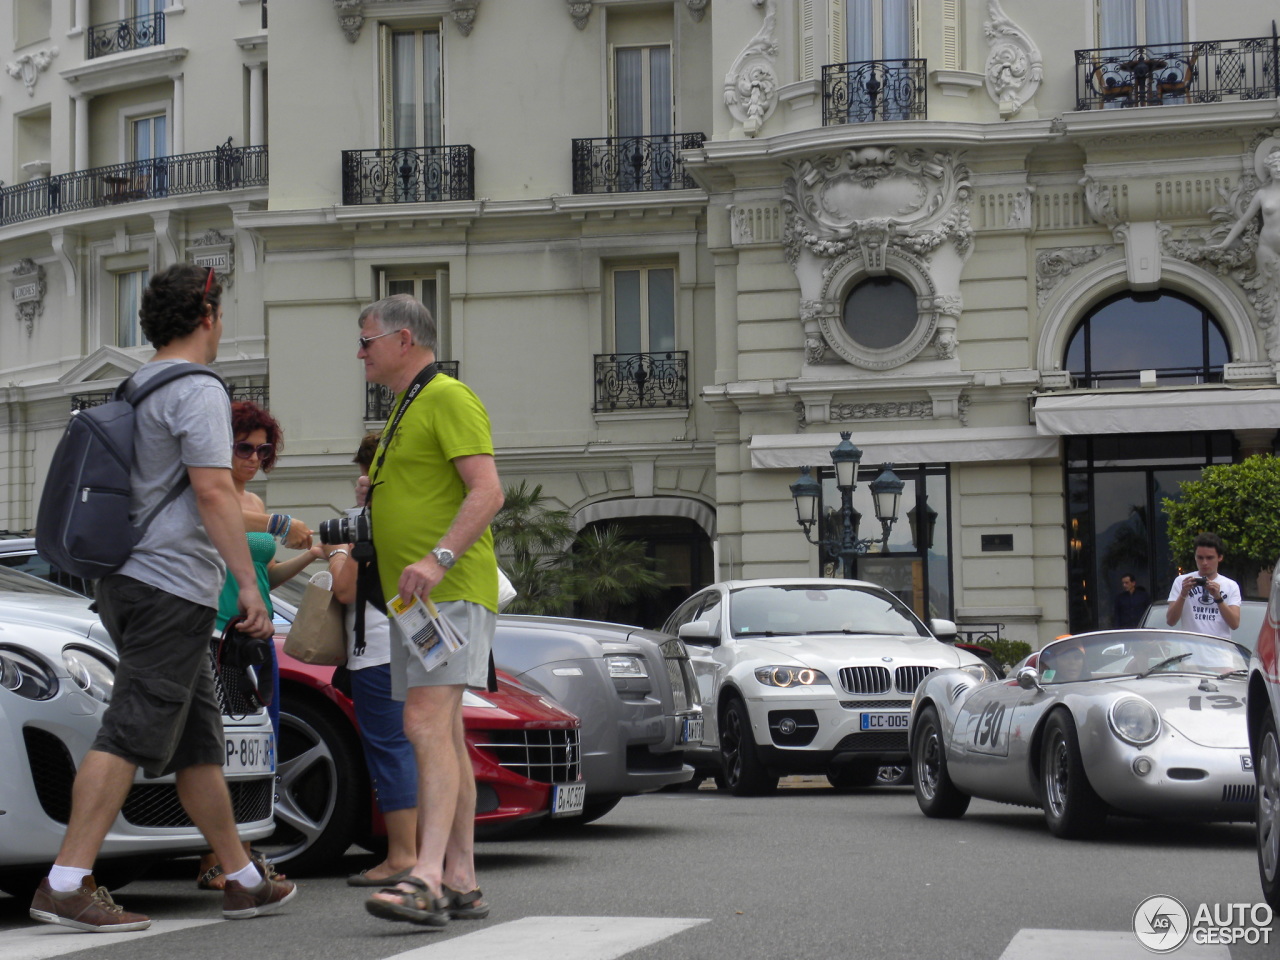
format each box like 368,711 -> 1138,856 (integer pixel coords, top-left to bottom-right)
974,702 -> 1006,747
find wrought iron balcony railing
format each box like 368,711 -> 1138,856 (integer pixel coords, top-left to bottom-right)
87,11 -> 165,59
571,133 -> 706,194
593,352 -> 689,412
341,146 -> 475,205
365,362 -> 460,420
0,141 -> 268,227
822,59 -> 927,125
1075,32 -> 1279,110
72,381 -> 267,413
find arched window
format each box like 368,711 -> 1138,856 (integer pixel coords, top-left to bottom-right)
1063,290 -> 1228,388
842,276 -> 917,350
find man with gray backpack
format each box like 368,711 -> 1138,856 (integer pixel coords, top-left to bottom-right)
29,263 -> 295,932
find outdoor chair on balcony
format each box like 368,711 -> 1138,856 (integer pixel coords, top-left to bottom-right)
1154,45 -> 1203,102
1091,63 -> 1135,106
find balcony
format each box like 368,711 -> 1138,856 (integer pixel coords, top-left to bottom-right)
822,59 -> 928,125
593,352 -> 689,412
571,134 -> 706,194
1075,33 -> 1278,110
0,141 -> 268,227
365,362 -> 460,420
341,146 -> 475,205
87,11 -> 165,59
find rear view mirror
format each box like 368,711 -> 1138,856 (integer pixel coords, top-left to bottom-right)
930,618 -> 957,640
1016,666 -> 1041,691
678,621 -> 718,647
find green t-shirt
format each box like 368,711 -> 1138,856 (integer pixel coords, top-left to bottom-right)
368,372 -> 499,612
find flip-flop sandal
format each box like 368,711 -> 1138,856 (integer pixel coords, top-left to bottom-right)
443,885 -> 490,919
364,876 -> 449,927
196,863 -> 226,891
348,867 -> 412,888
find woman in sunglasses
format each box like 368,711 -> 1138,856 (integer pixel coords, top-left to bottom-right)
198,400 -> 321,892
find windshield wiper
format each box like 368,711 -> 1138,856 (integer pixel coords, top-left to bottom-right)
1217,668 -> 1249,680
1139,652 -> 1193,679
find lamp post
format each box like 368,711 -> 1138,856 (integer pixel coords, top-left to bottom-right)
790,431 -> 905,579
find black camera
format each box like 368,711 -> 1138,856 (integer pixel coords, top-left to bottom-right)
1192,576 -> 1208,588
319,508 -> 372,546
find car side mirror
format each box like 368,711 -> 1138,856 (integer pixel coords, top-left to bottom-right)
678,621 -> 718,647
1016,666 -> 1041,690
930,618 -> 957,640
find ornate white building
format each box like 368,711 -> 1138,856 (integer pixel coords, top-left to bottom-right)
3,1 -> 1279,644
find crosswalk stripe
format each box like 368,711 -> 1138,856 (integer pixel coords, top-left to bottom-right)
999,928 -> 1230,959
382,916 -> 709,960
0,919 -> 221,960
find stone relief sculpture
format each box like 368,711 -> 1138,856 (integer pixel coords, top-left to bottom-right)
983,0 -> 1041,119
6,48 -> 58,96
1167,134 -> 1280,361
723,0 -> 778,138
1035,245 -> 1112,306
567,1 -> 593,30
10,259 -> 47,337
333,0 -> 364,42
451,1 -> 480,36
684,0 -> 709,22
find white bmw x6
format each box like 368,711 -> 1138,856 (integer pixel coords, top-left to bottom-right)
663,578 -> 995,795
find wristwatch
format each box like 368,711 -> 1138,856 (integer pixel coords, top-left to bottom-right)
431,546 -> 456,570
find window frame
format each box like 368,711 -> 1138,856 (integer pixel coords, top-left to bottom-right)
117,99 -> 170,164
1094,0 -> 1187,48
379,24 -> 444,150
114,267 -> 150,349
609,43 -> 674,139
377,267 -> 450,360
607,262 -> 678,355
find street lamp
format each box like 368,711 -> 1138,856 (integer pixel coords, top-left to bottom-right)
790,431 -> 905,578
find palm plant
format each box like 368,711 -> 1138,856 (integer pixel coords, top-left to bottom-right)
490,481 -> 575,615
562,525 -> 666,621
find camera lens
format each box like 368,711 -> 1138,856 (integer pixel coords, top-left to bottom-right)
317,517 -> 348,545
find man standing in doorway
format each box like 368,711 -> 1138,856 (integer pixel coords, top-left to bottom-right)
30,264 -> 295,932
1166,532 -> 1242,639
357,295 -> 503,926
1113,573 -> 1150,629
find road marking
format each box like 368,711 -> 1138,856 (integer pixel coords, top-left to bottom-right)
384,916 -> 708,960
999,928 -> 1229,959
0,919 -> 221,960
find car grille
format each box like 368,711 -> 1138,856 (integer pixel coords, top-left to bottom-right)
839,666 -> 890,695
122,779 -> 273,827
24,726 -> 272,827
661,638 -> 700,711
1223,783 -> 1256,804
471,728 -> 581,784
25,727 -> 76,824
833,731 -> 909,753
839,699 -> 912,710
208,640 -> 267,718
895,665 -> 937,694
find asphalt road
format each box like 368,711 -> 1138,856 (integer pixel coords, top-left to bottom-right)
0,779 -> 1271,960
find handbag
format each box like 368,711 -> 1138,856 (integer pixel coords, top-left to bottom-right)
215,616 -> 274,709
284,571 -> 348,666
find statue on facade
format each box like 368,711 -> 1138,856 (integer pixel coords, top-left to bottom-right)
1212,148 -> 1280,360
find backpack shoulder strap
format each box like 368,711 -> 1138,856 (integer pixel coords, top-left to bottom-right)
121,363 -> 227,406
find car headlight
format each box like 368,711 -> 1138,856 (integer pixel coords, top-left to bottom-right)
0,646 -> 59,701
1109,697 -> 1161,746
959,663 -> 998,683
63,647 -> 115,704
754,666 -> 831,688
605,655 -> 648,679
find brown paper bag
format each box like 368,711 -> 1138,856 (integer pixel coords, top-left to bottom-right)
284,576 -> 347,665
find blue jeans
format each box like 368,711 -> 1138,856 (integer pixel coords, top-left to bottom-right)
348,663 -> 418,812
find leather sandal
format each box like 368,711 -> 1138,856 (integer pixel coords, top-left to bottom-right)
196,863 -> 225,891
443,885 -> 490,919
364,876 -> 449,927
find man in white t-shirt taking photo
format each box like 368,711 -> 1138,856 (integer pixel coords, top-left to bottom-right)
1166,531 -> 1242,639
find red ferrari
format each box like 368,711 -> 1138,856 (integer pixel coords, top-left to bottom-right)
265,638 -> 583,872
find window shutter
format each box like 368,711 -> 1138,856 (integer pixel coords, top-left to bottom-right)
828,0 -> 844,67
941,0 -> 961,69
800,0 -> 817,80
378,23 -> 394,149
607,43 -> 617,136
911,0 -> 922,59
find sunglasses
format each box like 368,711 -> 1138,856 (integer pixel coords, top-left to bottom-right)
358,329 -> 400,350
233,441 -> 275,461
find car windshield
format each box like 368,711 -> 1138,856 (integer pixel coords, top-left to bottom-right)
727,584 -> 931,638
1039,630 -> 1248,684
1140,601 -> 1264,652
0,564 -> 82,597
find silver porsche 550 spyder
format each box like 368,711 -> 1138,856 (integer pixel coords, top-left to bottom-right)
909,629 -> 1254,838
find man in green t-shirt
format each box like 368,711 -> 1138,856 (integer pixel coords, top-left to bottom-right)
356,294 -> 503,926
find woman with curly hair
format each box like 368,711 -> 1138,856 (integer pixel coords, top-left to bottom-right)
198,400 -> 321,891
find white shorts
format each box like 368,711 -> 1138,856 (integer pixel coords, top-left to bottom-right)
389,599 -> 495,699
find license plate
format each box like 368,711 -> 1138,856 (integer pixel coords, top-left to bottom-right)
680,716 -> 704,745
861,712 -> 910,731
551,782 -> 586,818
224,732 -> 275,775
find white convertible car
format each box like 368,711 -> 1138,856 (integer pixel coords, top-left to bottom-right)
662,578 -> 995,795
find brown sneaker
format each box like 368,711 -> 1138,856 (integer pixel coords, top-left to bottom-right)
222,875 -> 297,919
29,876 -> 151,932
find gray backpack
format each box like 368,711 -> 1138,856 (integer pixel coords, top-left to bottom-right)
36,363 -> 226,579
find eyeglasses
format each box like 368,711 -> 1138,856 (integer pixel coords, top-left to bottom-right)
358,329 -> 400,350
233,442 -> 275,461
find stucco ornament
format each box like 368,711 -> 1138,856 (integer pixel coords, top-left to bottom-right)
566,1 -> 592,30
723,0 -> 778,138
782,147 -> 973,371
451,1 -> 480,36
332,0 -> 363,43
1036,245 -> 1112,306
6,47 -> 58,96
1167,134 -> 1280,361
684,0 -> 709,22
10,259 -> 46,337
983,0 -> 1041,119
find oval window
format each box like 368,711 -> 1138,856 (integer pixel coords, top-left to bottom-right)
842,277 -> 918,350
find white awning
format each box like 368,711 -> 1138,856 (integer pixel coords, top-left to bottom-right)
1033,389 -> 1280,436
749,426 -> 1060,469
